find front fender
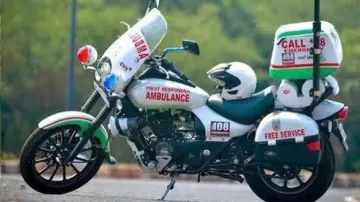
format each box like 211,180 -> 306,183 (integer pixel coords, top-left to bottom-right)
38,111 -> 111,159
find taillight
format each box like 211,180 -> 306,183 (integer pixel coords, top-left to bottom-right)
307,140 -> 320,151
337,106 -> 349,120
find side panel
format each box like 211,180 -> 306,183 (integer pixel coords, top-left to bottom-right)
255,111 -> 319,143
38,111 -> 110,153
192,105 -> 254,142
127,78 -> 209,110
312,99 -> 344,121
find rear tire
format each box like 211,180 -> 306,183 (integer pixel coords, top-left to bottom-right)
245,136 -> 335,202
20,126 -> 105,194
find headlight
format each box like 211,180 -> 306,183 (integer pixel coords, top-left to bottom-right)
95,62 -> 111,81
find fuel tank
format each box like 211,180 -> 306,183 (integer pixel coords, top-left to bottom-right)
127,78 -> 209,110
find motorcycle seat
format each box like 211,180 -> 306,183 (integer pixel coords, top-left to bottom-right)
207,86 -> 276,125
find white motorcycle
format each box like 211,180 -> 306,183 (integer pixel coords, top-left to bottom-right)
19,1 -> 349,201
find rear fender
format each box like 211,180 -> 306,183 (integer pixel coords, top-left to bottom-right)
38,111 -> 111,160
312,99 -> 344,121
312,100 -> 349,151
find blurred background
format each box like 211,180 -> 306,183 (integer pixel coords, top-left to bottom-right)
1,0 -> 359,173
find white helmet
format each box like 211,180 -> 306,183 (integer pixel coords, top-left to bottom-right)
207,62 -> 257,100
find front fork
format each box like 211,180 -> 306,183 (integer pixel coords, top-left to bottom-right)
63,90 -> 116,165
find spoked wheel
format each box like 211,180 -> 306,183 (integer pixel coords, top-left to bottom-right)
259,165 -> 318,194
245,137 -> 335,202
20,125 -> 105,194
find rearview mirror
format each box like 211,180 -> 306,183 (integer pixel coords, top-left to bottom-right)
145,0 -> 160,15
182,40 -> 200,56
155,0 -> 160,8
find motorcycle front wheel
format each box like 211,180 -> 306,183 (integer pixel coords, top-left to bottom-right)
245,135 -> 335,202
20,125 -> 105,194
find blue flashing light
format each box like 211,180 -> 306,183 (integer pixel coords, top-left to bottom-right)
103,73 -> 118,92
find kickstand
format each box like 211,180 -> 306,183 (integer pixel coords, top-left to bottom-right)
160,173 -> 179,201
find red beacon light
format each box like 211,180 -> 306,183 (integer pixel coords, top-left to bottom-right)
77,45 -> 98,66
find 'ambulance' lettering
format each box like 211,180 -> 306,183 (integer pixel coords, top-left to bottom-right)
130,32 -> 149,60
145,91 -> 190,103
145,86 -> 191,103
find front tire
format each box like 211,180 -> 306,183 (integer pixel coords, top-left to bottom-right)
245,136 -> 335,202
20,125 -> 105,194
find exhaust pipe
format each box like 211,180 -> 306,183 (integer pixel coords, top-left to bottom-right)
108,116 -> 138,137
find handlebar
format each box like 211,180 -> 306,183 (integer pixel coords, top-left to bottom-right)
161,58 -> 188,80
144,56 -> 196,86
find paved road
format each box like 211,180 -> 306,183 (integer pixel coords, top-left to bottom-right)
1,174 -> 359,202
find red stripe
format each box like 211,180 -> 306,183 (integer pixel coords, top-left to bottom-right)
42,116 -> 92,129
271,63 -> 340,69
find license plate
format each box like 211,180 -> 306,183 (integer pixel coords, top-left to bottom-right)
337,123 -> 349,151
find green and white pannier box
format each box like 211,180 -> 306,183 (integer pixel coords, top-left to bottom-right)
270,21 -> 343,80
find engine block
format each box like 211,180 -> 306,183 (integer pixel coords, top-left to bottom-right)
145,109 -> 196,139
139,109 -> 206,172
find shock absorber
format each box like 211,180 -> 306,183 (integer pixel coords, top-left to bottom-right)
91,104 -> 114,130
81,90 -> 100,113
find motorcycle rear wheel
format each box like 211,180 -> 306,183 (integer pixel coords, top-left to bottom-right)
20,125 -> 105,194
245,136 -> 335,202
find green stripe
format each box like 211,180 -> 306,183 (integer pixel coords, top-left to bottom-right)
277,29 -> 313,39
48,119 -> 110,153
269,67 -> 337,80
